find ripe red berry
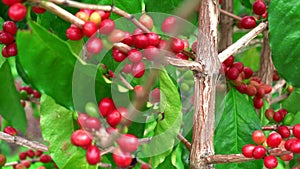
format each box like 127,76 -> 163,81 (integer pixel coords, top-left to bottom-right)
99,19 -> 115,35
131,61 -> 145,78
162,16 -> 176,33
243,67 -> 253,79
77,113 -> 88,128
278,108 -> 288,118
176,53 -> 189,60
141,163 -> 151,169
277,126 -> 290,138
240,16 -> 256,29
4,126 -> 17,136
71,129 -> 93,147
0,154 -> 5,166
0,32 -> 15,45
86,145 -> 101,165
223,55 -> 234,67
112,147 -> 132,168
108,29 -> 125,43
280,153 -> 293,161
35,150 -> 43,157
139,14 -> 154,30
150,88 -> 160,103
95,10 -> 110,20
144,46 -> 159,60
290,140 -> 300,154
171,38 -> 184,53
285,138 -> 297,151
273,112 -> 283,123
253,96 -> 263,109
122,63 -> 132,74
235,83 -> 247,94
225,67 -> 239,80
6,42 -> 18,56
26,149 -> 35,158
266,132 -> 282,148
264,155 -> 278,169
32,90 -> 41,98
293,124 -> 300,139
83,21 -> 98,37
265,108 -> 274,121
117,107 -> 128,123
32,6 -> 46,14
98,98 -> 115,117
8,3 -> 27,21
252,145 -> 266,159
122,32 -> 134,46
19,152 -> 27,160
273,71 -> 279,81
84,117 -> 101,131
128,49 -> 143,63
252,130 -> 266,145
253,0 -> 267,16
2,0 -> 21,6
146,33 -> 160,46
191,41 -> 197,53
117,134 -> 139,153
112,49 -> 127,62
3,21 -> 17,35
106,109 -> 122,127
242,144 -> 256,158
232,62 -> 244,73
86,37 -> 103,54
66,26 -> 84,41
39,154 -> 52,163
134,34 -> 149,49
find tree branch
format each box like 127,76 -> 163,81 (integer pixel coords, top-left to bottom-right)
271,79 -> 286,94
218,22 -> 268,62
177,133 -> 191,151
0,132 -> 48,152
270,94 -> 289,105
219,8 -> 242,21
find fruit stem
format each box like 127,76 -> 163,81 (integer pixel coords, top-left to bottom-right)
270,93 -> 289,105
219,8 -> 242,21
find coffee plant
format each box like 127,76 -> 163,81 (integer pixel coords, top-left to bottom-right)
0,0 -> 300,169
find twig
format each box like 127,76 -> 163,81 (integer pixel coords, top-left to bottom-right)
270,94 -> 289,105
98,162 -> 112,168
262,125 -> 293,130
138,137 -> 152,144
177,133 -> 191,151
119,74 -> 134,90
167,57 -> 204,72
0,132 -> 48,152
219,8 -> 242,21
271,79 -> 286,94
4,159 -> 40,167
100,146 -> 114,156
218,22 -> 268,62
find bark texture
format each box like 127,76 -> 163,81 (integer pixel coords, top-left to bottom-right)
219,0 -> 234,51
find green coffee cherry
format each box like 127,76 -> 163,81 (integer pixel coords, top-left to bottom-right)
85,102 -> 100,118
181,83 -> 190,92
283,113 -> 295,126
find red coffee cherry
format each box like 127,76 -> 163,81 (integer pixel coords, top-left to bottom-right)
273,111 -> 283,123
35,150 -> 43,157
171,38 -> 184,53
243,67 -> 253,79
86,37 -> 103,54
4,126 -> 17,136
235,83 -> 247,94
122,32 -> 134,46
232,62 -> 244,73
6,43 -> 18,56
278,108 -> 288,118
147,33 -> 160,46
2,0 -> 21,6
117,134 -> 139,153
225,67 -> 239,80
191,41 -> 197,53
139,14 -> 154,30
144,46 -> 159,60
77,113 -> 88,128
264,155 -> 278,169
280,153 -> 293,161
131,61 -> 145,78
8,3 -> 27,21
19,152 -> 27,160
112,147 -> 132,168
223,55 -> 234,67
86,145 -> 101,165
3,21 -> 17,35
176,53 -> 188,60
0,32 -> 15,45
66,26 -> 84,41
95,10 -> 110,20
122,63 -> 132,74
39,154 -> 52,163
150,88 -> 160,103
255,88 -> 265,98
99,19 -> 115,35
277,126 -> 290,138
0,154 -> 6,166
290,140 -> 300,154
293,124 -> 300,139
108,29 -> 125,43
252,145 -> 266,159
84,117 -> 101,131
266,132 -> 282,148
252,130 -> 266,145
242,144 -> 256,158
71,129 -> 93,147
82,21 -> 98,37
240,16 -> 256,29
128,49 -> 143,63
112,49 -> 127,62
106,109 -> 122,127
253,96 -> 263,109
141,163 -> 151,169
134,34 -> 149,49
253,0 -> 267,16
98,98 -> 115,117
265,108 -> 274,121
162,16 -> 176,33
32,6 -> 46,14
285,138 -> 297,151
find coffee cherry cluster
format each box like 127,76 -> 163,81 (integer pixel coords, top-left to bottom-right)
1,21 -> 18,58
19,85 -> 41,107
242,123 -> 300,168
222,55 -> 271,109
15,150 -> 53,169
265,108 -> 295,125
237,0 -> 267,29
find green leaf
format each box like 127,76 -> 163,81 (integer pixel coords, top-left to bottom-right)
214,88 -> 262,169
0,59 -> 26,133
141,70 -> 182,168
144,0 -> 183,14
16,20 -> 110,110
282,89 -> 300,114
269,0 -> 300,87
171,144 -> 185,169
61,149 -> 97,169
40,95 -> 77,168
238,0 -> 252,9
156,152 -> 176,169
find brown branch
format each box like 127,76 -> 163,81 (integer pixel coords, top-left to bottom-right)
262,125 -> 293,130
138,137 -> 152,144
98,163 -> 112,168
270,94 -> 289,105
218,22 -> 268,62
219,8 -> 242,21
177,133 -> 191,151
4,159 -> 40,167
0,132 -> 48,152
271,79 -> 286,94
119,74 -> 134,90
219,0 -> 234,51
